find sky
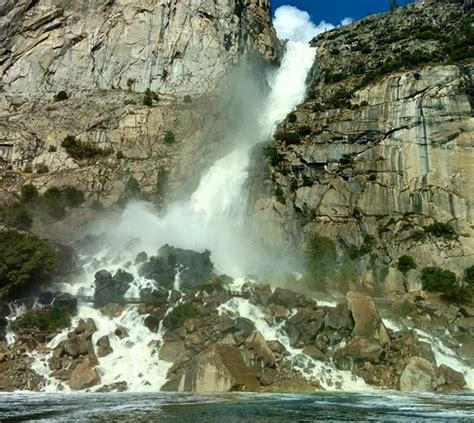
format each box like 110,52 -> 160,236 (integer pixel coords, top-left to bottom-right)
271,0 -> 416,27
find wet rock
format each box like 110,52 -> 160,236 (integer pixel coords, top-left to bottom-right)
144,315 -> 161,333
269,288 -> 299,309
268,305 -> 290,321
114,326 -> 129,339
285,308 -> 324,347
94,269 -> 132,306
456,317 -> 474,336
243,283 -> 273,306
159,341 -> 189,364
135,252 -> 148,265
96,336 -> 113,358
161,344 -> 260,392
139,245 -> 214,291
69,356 -> 101,390
333,337 -> 383,371
437,364 -> 466,391
139,286 -> 169,305
244,332 -> 276,367
414,341 -> 436,365
100,303 -> 125,318
460,341 -> 474,361
324,304 -> 354,331
38,292 -> 54,306
302,344 -> 326,361
62,337 -> 90,358
267,340 -> 287,356
74,319 -> 97,337
222,318 -> 256,338
347,292 -> 391,344
96,381 -> 128,393
52,293 -> 78,315
399,357 -> 437,391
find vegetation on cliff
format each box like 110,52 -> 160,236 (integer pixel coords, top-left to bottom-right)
0,231 -> 58,299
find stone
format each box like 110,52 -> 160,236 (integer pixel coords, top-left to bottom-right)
384,268 -> 406,293
333,337 -> 383,371
437,364 -> 466,390
96,336 -> 113,358
399,357 -> 437,392
114,326 -> 129,339
222,318 -> 256,338
69,356 -> 101,391
269,288 -> 299,309
270,305 -> 290,321
161,344 -> 260,392
324,304 -> 354,331
244,331 -> 276,367
94,269 -> 132,306
38,292 -> 54,306
135,252 -> 148,265
159,341 -> 189,364
405,270 -> 422,292
62,337 -> 90,358
144,315 -> 161,333
346,292 -> 391,344
285,308 -> 325,346
302,344 -> 326,360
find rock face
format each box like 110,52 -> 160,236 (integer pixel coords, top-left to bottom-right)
247,1 -> 474,291
0,0 -> 279,97
161,344 -> 260,392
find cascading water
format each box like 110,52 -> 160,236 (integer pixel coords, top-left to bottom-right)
30,41 -> 321,393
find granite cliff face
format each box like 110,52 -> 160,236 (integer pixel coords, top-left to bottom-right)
0,0 -> 279,96
248,2 -> 474,292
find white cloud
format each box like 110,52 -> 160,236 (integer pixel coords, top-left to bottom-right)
273,5 -> 353,43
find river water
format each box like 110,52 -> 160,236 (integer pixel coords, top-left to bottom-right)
1,391 -> 473,422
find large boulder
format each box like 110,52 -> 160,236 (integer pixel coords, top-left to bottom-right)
69,356 -> 101,390
333,336 -> 383,371
244,331 -> 276,367
94,269 -> 132,306
437,364 -> 467,391
52,292 -> 78,315
139,245 -> 214,291
161,344 -> 260,392
346,292 -> 391,344
324,304 -> 354,331
285,308 -> 325,347
399,356 -> 437,391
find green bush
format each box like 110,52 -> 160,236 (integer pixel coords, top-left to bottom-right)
62,135 -> 111,160
425,222 -> 457,240
298,125 -> 312,136
48,146 -> 57,153
54,91 -> 69,102
38,187 -> 66,219
2,203 -> 33,231
274,131 -> 300,144
464,266 -> 474,286
263,145 -> 283,167
420,266 -> 470,303
397,255 -> 417,275
163,303 -> 199,331
36,163 -> 49,174
0,231 -> 58,299
143,88 -> 153,107
288,112 -> 297,123
274,186 -> 285,204
62,186 -> 85,207
183,95 -> 192,103
164,131 -> 175,144
12,307 -> 70,333
21,184 -> 39,203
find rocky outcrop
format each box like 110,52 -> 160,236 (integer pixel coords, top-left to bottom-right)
0,0 -> 279,97
247,1 -> 474,292
399,356 -> 437,391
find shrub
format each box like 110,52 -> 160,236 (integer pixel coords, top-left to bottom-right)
298,125 -> 312,136
347,235 -> 376,260
183,95 -> 192,103
127,78 -> 135,91
12,307 -> 70,333
23,164 -> 32,173
62,135 -> 111,160
163,303 -> 199,330
464,266 -> 474,286
2,204 -> 33,231
263,145 -> 283,167
425,222 -> 457,240
360,100 -> 369,107
143,88 -> 153,107
21,184 -> 39,203
54,91 -> 69,102
274,131 -> 300,145
0,231 -> 58,299
36,163 -> 49,174
48,146 -> 57,153
39,187 -> 66,219
163,131 -> 175,144
421,266 -> 456,293
274,186 -> 285,204
288,112 -> 297,123
397,255 -> 417,275
116,151 -> 125,160
62,186 -> 85,207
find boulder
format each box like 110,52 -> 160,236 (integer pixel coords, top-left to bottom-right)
138,286 -> 169,305
114,326 -> 128,339
96,336 -> 113,358
302,344 -> 326,360
38,291 -> 54,306
69,356 -> 101,390
333,337 -> 383,371
285,308 -> 324,347
135,251 -> 148,264
144,315 -> 161,333
437,364 -> 466,390
399,356 -> 437,391
159,341 -> 189,364
62,337 -> 90,358
384,268 -> 406,293
52,293 -> 78,315
324,304 -> 354,331
94,269 -> 132,306
244,331 -> 276,367
269,288 -> 299,309
161,344 -> 260,392
346,292 -> 391,344
222,318 -> 256,338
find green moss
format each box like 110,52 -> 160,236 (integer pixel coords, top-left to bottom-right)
0,231 -> 58,299
397,255 -> 417,275
163,303 -> 199,331
12,307 -> 71,333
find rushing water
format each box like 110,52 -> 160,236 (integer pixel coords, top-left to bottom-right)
1,392 -> 473,422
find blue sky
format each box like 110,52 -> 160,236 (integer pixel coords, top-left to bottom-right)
271,0 -> 416,25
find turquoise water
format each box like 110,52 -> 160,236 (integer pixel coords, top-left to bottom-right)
1,392 -> 473,422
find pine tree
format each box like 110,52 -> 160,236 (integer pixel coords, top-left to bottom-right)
390,0 -> 399,11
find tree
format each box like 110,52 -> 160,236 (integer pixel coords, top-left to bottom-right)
390,0 -> 399,11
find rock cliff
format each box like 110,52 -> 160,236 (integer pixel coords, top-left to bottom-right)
248,2 -> 474,292
0,0 -> 279,96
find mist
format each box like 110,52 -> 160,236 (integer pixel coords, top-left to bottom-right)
87,17 -> 317,279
